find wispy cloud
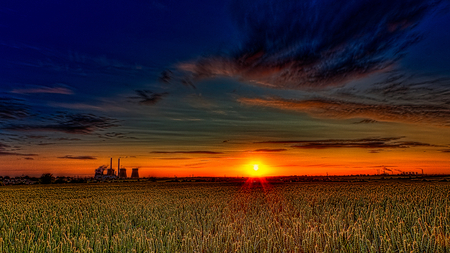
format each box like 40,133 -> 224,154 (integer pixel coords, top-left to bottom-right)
253,149 -> 287,152
151,151 -> 224,154
0,142 -> 38,157
37,143 -> 56,146
131,90 -> 169,106
0,151 -> 38,156
0,97 -> 29,120
156,157 -> 192,160
257,137 -> 438,150
4,113 -> 119,134
239,97 -> 450,126
257,137 -> 403,144
354,119 -> 379,124
166,0 -> 443,89
58,155 -> 97,160
11,85 -> 73,95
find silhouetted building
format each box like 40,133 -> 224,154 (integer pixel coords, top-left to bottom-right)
106,158 -> 115,176
131,168 -> 139,179
94,166 -> 106,179
119,168 -> 127,178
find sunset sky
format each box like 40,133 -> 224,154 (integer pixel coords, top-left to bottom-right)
1,0 -> 450,177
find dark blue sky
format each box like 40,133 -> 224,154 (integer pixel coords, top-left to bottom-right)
1,0 -> 450,177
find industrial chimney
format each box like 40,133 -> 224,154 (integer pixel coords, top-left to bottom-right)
106,158 -> 115,176
131,168 -> 139,179
117,158 -> 120,178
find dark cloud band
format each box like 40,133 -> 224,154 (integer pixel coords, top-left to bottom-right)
169,0 -> 444,89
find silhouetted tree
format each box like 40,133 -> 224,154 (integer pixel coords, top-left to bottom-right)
54,176 -> 67,184
40,173 -> 54,184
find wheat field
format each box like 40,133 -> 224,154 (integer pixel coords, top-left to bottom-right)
0,181 -> 449,252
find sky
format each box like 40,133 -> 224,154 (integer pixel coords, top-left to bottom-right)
1,0 -> 450,177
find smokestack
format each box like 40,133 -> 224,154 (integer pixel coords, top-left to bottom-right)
118,158 -> 120,178
110,158 -> 112,170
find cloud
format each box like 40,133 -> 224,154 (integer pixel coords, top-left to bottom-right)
131,90 -> 169,106
0,151 -> 38,156
257,137 -> 403,144
0,97 -> 29,119
25,135 -> 47,139
239,97 -> 450,126
54,137 -> 81,141
253,149 -> 287,152
151,151 -> 224,154
255,137 -> 438,150
184,162 -> 208,167
0,142 -> 38,157
354,119 -> 379,124
156,157 -> 192,160
11,85 -> 73,95
167,0 -> 444,89
58,155 -> 97,160
4,113 -> 119,134
37,143 -> 56,146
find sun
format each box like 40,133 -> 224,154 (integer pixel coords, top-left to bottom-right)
248,163 -> 267,177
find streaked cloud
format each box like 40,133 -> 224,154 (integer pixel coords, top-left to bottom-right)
156,157 -> 192,160
257,137 -> 438,150
0,151 -> 38,156
0,142 -> 38,157
151,151 -> 224,154
132,90 -> 168,106
239,97 -> 450,126
354,119 -> 379,124
4,113 -> 119,134
0,97 -> 29,119
58,155 -> 97,160
253,149 -> 287,152
11,85 -> 73,95
168,0 -> 444,89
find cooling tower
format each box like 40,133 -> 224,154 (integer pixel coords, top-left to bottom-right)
131,168 -> 139,179
119,168 -> 127,178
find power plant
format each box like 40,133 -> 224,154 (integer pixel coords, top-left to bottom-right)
131,168 -> 139,178
94,158 -> 139,180
119,168 -> 127,178
106,158 -> 115,176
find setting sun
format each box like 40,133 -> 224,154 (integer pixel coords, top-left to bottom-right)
247,162 -> 270,177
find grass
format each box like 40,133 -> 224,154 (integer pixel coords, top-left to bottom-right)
0,181 -> 449,252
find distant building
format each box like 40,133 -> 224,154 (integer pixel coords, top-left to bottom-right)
119,168 -> 127,178
131,168 -> 139,179
94,165 -> 107,179
94,158 -> 118,180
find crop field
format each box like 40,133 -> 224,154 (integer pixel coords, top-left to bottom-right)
0,181 -> 449,252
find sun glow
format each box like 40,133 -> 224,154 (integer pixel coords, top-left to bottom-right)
248,162 -> 268,177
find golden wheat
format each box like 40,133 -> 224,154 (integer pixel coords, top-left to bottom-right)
0,182 -> 449,252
